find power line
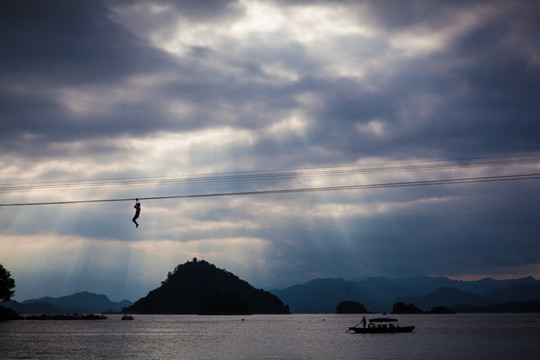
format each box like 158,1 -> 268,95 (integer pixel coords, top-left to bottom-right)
1,173 -> 538,207
1,153 -> 539,193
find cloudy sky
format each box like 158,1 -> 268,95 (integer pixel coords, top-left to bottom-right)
1,0 -> 539,302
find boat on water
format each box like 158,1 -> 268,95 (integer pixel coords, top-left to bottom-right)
121,314 -> 134,320
347,317 -> 415,334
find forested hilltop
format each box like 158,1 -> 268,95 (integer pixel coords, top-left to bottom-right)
124,258 -> 290,315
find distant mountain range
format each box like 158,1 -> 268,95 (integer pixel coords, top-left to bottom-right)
2,291 -> 132,314
2,259 -> 289,316
2,272 -> 539,315
271,276 -> 540,313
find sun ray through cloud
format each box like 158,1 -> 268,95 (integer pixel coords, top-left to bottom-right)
0,0 -> 539,303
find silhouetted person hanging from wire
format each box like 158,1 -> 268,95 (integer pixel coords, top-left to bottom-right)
132,198 -> 141,228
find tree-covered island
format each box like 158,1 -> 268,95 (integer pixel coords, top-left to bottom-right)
124,258 -> 290,315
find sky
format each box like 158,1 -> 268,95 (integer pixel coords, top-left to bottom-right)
1,0 -> 539,302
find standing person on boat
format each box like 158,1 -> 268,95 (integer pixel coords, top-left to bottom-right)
132,198 -> 141,228
361,316 -> 367,328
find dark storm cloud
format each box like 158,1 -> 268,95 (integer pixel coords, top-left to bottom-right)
430,5 -> 540,155
0,88 -> 166,157
1,0 -> 539,299
301,3 -> 540,161
359,0 -> 471,29
0,0 -> 293,156
0,0 -> 171,85
153,0 -> 242,21
0,0 -> 177,155
2,0 -> 539,160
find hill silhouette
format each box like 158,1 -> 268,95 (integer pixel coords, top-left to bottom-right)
272,277 -> 419,313
394,287 -> 491,310
486,283 -> 540,303
123,258 -> 290,315
0,305 -> 22,320
23,291 -> 132,313
271,278 -> 372,313
336,301 -> 368,314
389,275 -> 540,295
272,276 -> 540,313
4,291 -> 132,314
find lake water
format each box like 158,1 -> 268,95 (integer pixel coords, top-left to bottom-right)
1,313 -> 539,359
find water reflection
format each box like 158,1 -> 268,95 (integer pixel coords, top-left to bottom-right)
1,314 -> 539,359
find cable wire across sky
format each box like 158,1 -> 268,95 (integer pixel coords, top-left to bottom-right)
1,152 -> 539,193
1,173 -> 539,207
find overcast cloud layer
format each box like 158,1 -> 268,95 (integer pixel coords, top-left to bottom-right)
1,0 -> 539,301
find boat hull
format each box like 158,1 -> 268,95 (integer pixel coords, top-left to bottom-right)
348,326 -> 415,334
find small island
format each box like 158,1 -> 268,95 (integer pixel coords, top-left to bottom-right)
336,301 -> 369,314
123,258 -> 290,315
392,302 -> 454,314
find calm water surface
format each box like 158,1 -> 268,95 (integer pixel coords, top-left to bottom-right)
1,313 -> 539,359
